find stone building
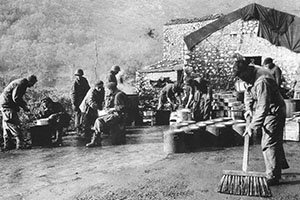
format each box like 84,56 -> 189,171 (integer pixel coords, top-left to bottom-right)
164,3 -> 300,91
137,3 -> 300,109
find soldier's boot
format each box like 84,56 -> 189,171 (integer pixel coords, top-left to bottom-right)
86,132 -> 101,147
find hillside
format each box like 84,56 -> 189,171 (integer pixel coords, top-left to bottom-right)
0,0 -> 300,92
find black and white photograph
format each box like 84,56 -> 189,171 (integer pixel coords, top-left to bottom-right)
1,0 -> 300,199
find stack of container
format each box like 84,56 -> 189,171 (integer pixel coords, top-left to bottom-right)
163,112 -> 249,154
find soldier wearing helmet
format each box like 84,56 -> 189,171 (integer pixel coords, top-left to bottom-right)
70,68 -> 90,135
106,65 -> 121,85
87,82 -> 129,147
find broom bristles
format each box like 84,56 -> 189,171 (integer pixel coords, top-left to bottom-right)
217,171 -> 272,197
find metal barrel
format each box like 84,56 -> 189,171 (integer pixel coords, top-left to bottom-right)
163,128 -> 187,154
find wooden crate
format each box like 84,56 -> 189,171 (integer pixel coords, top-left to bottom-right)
284,118 -> 300,141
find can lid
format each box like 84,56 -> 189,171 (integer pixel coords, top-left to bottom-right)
183,120 -> 196,125
216,124 -> 226,128
173,128 -> 184,133
234,119 -> 246,123
181,126 -> 192,133
204,120 -> 214,125
212,118 -> 223,123
224,121 -> 234,126
188,124 -> 199,130
196,122 -> 206,127
235,123 -> 246,127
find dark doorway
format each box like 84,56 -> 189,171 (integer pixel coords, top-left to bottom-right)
244,56 -> 262,66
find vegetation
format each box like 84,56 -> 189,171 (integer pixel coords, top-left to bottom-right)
0,0 -> 163,92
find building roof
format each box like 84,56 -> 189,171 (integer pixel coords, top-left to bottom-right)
165,14 -> 222,26
139,59 -> 183,73
183,3 -> 300,53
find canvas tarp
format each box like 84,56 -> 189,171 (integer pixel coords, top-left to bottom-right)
184,3 -> 300,53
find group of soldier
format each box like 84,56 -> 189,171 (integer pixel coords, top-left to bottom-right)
157,77 -> 212,122
72,65 -> 130,147
0,65 -> 130,150
0,56 -> 291,186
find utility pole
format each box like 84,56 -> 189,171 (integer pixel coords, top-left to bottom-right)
94,32 -> 99,81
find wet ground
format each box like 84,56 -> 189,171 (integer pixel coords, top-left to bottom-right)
1,125 -> 300,200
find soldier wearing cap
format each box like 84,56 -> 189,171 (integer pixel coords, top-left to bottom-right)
70,69 -> 90,135
79,80 -> 105,140
87,82 -> 129,147
0,75 -> 37,150
263,57 -> 282,87
233,59 -> 289,186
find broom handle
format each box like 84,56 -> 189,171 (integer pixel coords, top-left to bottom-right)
242,117 -> 251,172
242,133 -> 250,172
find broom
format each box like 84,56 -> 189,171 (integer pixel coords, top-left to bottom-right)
217,125 -> 272,197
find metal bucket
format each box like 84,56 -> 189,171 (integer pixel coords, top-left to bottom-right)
177,108 -> 192,122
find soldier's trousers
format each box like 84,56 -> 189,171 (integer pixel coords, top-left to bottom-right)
1,108 -> 23,149
74,110 -> 82,132
94,113 -> 121,135
261,114 -> 288,180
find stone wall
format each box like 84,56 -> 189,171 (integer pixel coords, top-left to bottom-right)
164,18 -> 300,91
163,19 -> 217,61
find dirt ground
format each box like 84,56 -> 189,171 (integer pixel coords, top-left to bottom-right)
1,125 -> 300,200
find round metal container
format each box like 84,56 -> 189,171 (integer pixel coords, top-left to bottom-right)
163,128 -> 186,154
212,118 -> 224,123
203,120 -> 215,126
234,119 -> 246,124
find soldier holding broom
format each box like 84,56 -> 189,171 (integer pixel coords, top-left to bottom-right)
233,59 -> 289,186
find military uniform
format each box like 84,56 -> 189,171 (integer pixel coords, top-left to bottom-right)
71,75 -> 90,133
192,91 -> 212,122
79,86 -> 105,138
0,78 -> 32,149
106,71 -> 118,85
94,90 -> 128,133
157,84 -> 181,110
244,66 -> 289,182
191,79 -> 212,121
